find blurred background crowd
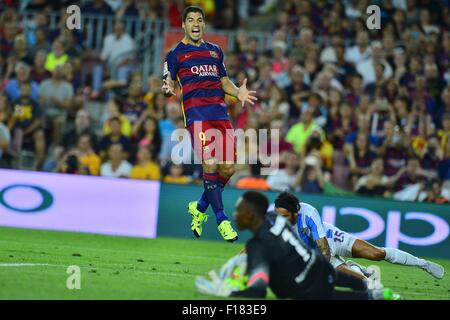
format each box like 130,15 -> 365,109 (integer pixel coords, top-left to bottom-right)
0,0 -> 449,203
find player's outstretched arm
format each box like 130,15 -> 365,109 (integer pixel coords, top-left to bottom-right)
221,77 -> 258,107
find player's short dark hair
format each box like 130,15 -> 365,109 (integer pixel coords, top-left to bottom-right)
182,6 -> 205,22
242,191 -> 269,217
274,192 -> 300,214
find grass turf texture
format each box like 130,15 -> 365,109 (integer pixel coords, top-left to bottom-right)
0,227 -> 449,300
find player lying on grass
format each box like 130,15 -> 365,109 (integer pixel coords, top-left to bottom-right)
195,191 -> 400,300
272,192 -> 445,280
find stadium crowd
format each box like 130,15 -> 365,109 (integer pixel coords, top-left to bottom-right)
0,0 -> 449,204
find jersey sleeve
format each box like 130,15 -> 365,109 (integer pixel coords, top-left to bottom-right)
163,50 -> 178,81
231,240 -> 269,298
217,47 -> 227,78
305,206 -> 327,241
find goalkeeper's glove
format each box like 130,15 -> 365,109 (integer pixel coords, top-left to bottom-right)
195,271 -> 233,297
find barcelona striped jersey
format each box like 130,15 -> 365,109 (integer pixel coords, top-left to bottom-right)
163,40 -> 229,127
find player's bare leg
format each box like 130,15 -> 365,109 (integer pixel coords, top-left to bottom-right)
351,239 -> 444,279
351,239 -> 386,261
218,163 -> 235,190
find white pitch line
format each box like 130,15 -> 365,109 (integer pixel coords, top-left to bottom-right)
397,291 -> 450,298
0,263 -> 60,267
0,262 -> 199,278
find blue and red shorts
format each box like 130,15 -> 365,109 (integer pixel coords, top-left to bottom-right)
186,120 -> 236,162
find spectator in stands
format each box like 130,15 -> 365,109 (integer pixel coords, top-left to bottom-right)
394,157 -> 435,192
99,19 -> 135,83
147,91 -> 166,121
76,133 -> 101,176
13,34 -> 33,66
252,61 -> 274,105
423,179 -> 449,204
30,50 -> 51,84
271,40 -> 289,87
259,84 -> 289,124
4,62 -> 39,102
438,138 -> 450,182
58,149 -> 83,175
122,80 -> 146,125
159,101 -> 181,164
301,92 -> 327,128
99,116 -> 131,161
285,65 -> 310,120
0,21 -> 18,58
400,56 -> 422,93
102,98 -> 132,138
420,136 -> 443,177
303,128 -> 334,172
379,123 -> 410,177
0,95 -> 11,165
328,103 -> 357,151
100,143 -> 132,178
438,113 -> 450,151
167,0 -> 185,28
267,151 -> 299,192
346,73 -> 365,107
44,39 -> 69,72
62,109 -> 98,151
354,158 -> 391,197
238,36 -> 258,75
286,108 -> 322,154
82,0 -> 114,15
61,61 -> 82,94
291,28 -> 316,66
133,114 -> 161,156
130,145 -> 161,180
39,64 -> 74,146
346,132 -> 378,188
345,31 -> 371,65
143,75 -> 164,120
356,41 -> 393,88
163,162 -> 190,184
29,27 -> 51,58
297,155 -> 324,194
8,82 -> 45,169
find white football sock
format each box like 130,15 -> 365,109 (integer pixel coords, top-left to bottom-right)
384,247 -> 426,267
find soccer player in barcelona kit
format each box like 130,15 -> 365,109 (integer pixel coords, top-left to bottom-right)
162,6 -> 257,242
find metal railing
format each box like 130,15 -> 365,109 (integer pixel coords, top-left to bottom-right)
19,11 -> 328,80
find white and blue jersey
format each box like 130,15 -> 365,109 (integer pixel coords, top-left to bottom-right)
268,202 -> 332,251
294,202 -> 335,253
268,202 -> 357,261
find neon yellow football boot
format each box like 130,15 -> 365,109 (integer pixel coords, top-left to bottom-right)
218,220 -> 238,242
188,201 -> 208,238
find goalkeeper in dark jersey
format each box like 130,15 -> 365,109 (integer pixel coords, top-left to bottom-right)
196,191 -> 400,300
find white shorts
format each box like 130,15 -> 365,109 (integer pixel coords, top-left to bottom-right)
327,225 -> 357,258
330,255 -> 346,268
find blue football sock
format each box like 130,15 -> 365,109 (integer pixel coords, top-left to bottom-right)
197,175 -> 229,212
197,192 -> 209,213
203,172 -> 228,225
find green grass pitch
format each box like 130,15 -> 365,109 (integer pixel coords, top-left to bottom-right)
0,227 -> 449,300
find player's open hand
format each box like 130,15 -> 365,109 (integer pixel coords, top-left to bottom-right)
162,79 -> 176,97
237,78 -> 258,107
